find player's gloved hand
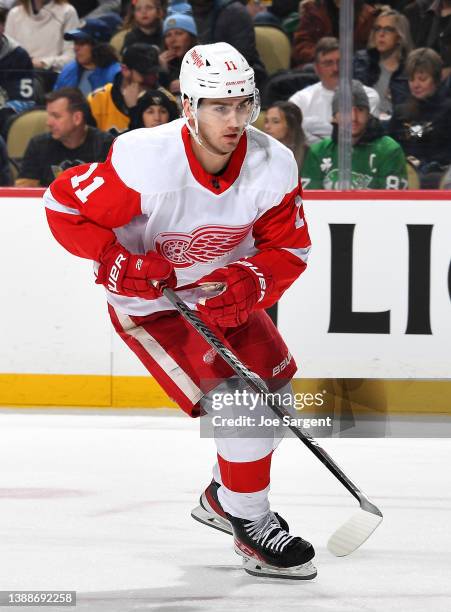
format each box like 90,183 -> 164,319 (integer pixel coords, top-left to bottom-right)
96,242 -> 176,299
196,262 -> 265,327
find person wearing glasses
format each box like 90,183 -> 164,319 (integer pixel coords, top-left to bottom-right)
353,7 -> 413,118
292,0 -> 377,68
289,37 -> 380,145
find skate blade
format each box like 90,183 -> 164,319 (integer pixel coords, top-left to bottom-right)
241,556 -> 317,580
191,504 -> 232,535
327,508 -> 383,557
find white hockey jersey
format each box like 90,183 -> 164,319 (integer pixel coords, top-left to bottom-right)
44,119 -> 311,316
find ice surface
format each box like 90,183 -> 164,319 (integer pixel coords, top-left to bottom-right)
0,409 -> 450,612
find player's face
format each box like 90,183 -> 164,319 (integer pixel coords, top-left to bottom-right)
46,98 -> 81,141
315,50 -> 340,90
191,96 -> 253,155
142,104 -> 170,127
373,16 -> 399,54
74,40 -> 94,68
409,70 -> 437,99
263,107 -> 289,143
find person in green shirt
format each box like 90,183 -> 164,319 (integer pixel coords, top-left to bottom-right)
301,79 -> 408,190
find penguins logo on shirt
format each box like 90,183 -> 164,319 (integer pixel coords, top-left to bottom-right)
154,223 -> 253,268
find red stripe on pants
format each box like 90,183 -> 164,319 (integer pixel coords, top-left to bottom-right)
217,451 -> 273,493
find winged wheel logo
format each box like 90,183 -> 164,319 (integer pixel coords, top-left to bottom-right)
155,223 -> 253,268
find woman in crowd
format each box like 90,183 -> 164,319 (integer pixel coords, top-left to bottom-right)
263,101 -> 308,176
54,19 -> 121,95
4,0 -> 79,72
389,47 -> 451,188
121,0 -> 164,52
353,6 -> 412,117
159,11 -> 197,92
128,88 -> 179,129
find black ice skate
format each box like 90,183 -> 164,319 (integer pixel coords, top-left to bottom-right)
227,511 -> 317,580
191,480 -> 289,536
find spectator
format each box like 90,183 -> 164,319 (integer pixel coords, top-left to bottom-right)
121,0 -> 164,52
190,0 -> 268,91
16,87 -> 114,187
54,19 -> 121,95
70,0 -> 121,19
4,0 -> 79,72
249,0 -> 300,29
389,47 -> 451,187
189,0 -> 212,40
404,1 -> 451,65
129,88 -> 179,128
302,80 -> 408,189
165,0 -> 192,16
292,0 -> 377,68
214,0 -> 268,91
263,100 -> 308,174
88,43 -> 166,132
353,7 -> 413,117
289,37 -> 380,145
159,10 -> 197,93
0,134 -> 12,185
0,10 -> 35,138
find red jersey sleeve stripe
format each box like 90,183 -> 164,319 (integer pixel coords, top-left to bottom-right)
43,145 -> 142,262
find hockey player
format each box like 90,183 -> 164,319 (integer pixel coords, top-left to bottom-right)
43,42 -> 315,580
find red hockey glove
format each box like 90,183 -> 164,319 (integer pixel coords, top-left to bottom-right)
96,242 -> 176,299
196,261 -> 268,327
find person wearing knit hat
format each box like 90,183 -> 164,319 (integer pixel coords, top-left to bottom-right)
302,79 -> 408,189
331,79 -> 370,118
163,12 -> 198,38
129,88 -> 179,129
159,11 -> 198,94
87,43 -> 169,133
330,79 -> 372,148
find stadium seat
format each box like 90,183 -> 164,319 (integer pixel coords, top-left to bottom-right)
406,160 -> 420,190
6,108 -> 49,164
253,110 -> 266,132
255,26 -> 291,75
110,29 -> 129,55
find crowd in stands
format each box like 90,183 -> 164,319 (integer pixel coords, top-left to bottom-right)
0,0 -> 450,189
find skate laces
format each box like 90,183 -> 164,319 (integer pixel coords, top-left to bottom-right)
245,513 -> 295,553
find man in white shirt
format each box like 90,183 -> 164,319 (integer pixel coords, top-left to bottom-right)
289,37 -> 380,145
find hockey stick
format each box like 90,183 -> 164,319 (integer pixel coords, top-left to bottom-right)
162,286 -> 383,556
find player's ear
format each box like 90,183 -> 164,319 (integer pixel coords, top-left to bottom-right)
182,96 -> 193,120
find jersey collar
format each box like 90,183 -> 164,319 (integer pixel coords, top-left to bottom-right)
181,124 -> 247,195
